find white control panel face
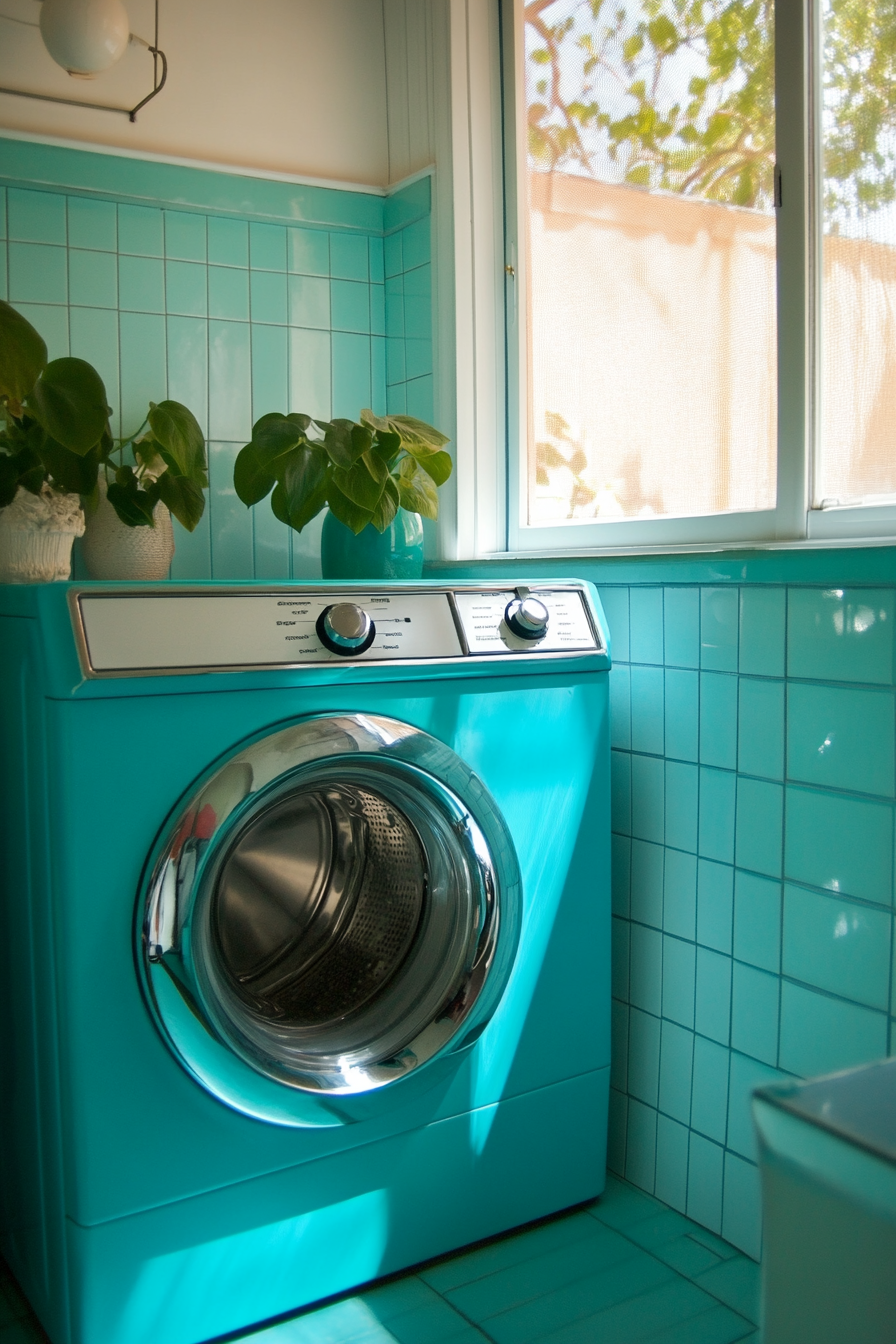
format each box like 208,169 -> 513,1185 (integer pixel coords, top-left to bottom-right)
453,589 -> 598,655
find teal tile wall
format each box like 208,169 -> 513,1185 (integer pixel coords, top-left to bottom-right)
0,152 -> 432,580
605,581 -> 896,1262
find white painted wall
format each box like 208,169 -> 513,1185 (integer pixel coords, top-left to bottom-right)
0,0 -> 389,184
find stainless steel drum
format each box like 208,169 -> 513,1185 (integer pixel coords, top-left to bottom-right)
138,713 -> 521,1126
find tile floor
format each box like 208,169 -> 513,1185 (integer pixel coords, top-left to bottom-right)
0,1177 -> 759,1344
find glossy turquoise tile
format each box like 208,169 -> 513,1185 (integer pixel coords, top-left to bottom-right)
402,217 -> 430,271
787,587 -> 895,684
612,917 -> 630,1001
209,265 -> 249,321
697,859 -> 733,953
592,1172 -> 666,1227
694,1257 -> 760,1325
247,1295 -> 399,1342
386,275 -> 405,338
331,279 -> 370,333
166,316 -> 207,433
288,227 -> 329,276
630,924 -> 663,1016
687,1134 -> 724,1235
119,311 -> 166,431
369,235 -> 385,285
208,216 -> 248,268
330,231 -> 369,281
385,177 -> 431,233
405,338 -> 432,379
608,1089 -> 627,1174
12,303 -> 68,359
67,196 -> 116,251
690,1036 -> 729,1143
631,665 -> 665,755
663,587 -> 700,668
289,327 -> 331,419
734,777 -> 783,877
732,870 -> 781,972
0,244 -> 5,300
68,249 -> 116,309
166,260 -> 207,317
404,260 -> 431,300
631,840 -> 664,928
612,834 -> 631,917
208,320 -> 252,441
7,188 -> 66,244
739,586 -> 785,677
737,678 -> 784,779
0,187 -> 5,237
654,1115 -> 690,1212
631,754 -> 664,844
665,761 -> 698,852
385,382 -> 407,414
118,203 -> 163,256
386,336 -> 406,385
404,292 -> 430,343
784,784 -> 894,903
786,682 -> 896,796
209,440 -> 254,578
69,306 -> 119,434
699,768 -> 736,864
560,1279 -> 726,1344
695,948 -> 731,1044
700,673 -> 738,770
701,588 -> 739,671
611,750 -> 632,835
726,1051 -> 786,1159
659,1020 -> 694,1123
664,847 -> 697,940
610,665 -> 632,749
629,1008 -> 661,1106
370,337 -> 386,413
384,230 -> 403,278
663,936 -> 696,1029
779,979 -> 888,1077
251,323 -> 288,420
332,332 -> 371,419
625,1098 -> 658,1193
250,269 -> 287,325
665,669 -> 699,762
370,284 -> 386,337
387,1298 -> 481,1344
730,961 -> 778,1065
8,242 -> 66,304
118,254 -> 164,313
164,210 -> 206,261
782,884 -> 891,1010
630,587 -> 664,664
286,274 -> 330,330
170,508 -> 212,580
405,371 -> 431,419
250,222 -> 287,271
599,587 -> 630,661
612,1000 -> 629,1091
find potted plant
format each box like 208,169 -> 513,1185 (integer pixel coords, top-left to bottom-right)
233,408 -> 451,579
0,300 -> 207,582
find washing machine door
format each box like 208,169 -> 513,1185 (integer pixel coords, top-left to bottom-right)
138,714 -> 521,1127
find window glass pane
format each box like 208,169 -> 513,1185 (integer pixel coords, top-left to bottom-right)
523,0 -> 777,526
818,0 -> 896,506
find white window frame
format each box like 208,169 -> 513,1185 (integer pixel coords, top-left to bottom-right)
447,0 -> 896,558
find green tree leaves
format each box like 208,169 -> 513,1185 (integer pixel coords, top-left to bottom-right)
233,406 -> 452,536
0,299 -> 47,413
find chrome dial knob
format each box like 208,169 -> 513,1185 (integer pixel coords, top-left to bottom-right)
316,603 -> 376,657
504,595 -> 549,641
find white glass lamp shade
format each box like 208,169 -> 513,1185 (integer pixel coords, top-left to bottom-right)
40,0 -> 130,78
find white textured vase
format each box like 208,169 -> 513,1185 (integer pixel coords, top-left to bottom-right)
0,485 -> 85,583
82,478 -> 175,581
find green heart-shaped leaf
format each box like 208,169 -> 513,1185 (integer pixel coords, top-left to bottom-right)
0,300 -> 47,409
234,442 -> 280,506
370,475 -> 400,533
277,445 -> 330,532
148,400 -> 206,478
36,430 -> 101,496
155,471 -> 206,532
106,480 -> 157,527
26,358 -> 109,455
397,456 -> 439,520
326,479 -> 373,534
323,419 -> 366,470
416,448 -> 452,486
360,409 -> 449,450
332,457 -> 386,512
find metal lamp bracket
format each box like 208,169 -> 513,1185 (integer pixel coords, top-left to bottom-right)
0,0 -> 167,122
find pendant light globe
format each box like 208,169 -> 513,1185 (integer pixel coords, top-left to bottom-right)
39,0 -> 130,78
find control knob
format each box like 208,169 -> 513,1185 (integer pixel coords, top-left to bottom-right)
316,603 -> 376,657
504,594 -> 549,642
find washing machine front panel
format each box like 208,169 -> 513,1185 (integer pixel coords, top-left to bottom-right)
140,713 -> 522,1126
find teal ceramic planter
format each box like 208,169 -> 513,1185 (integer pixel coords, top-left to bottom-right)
320,510 -> 424,580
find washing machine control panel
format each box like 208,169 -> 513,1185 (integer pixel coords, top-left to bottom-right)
74,585 -> 604,675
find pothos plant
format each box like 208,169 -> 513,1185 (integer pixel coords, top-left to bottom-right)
0,300 -> 208,531
233,409 -> 452,535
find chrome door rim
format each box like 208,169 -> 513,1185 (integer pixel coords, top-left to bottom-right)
138,713 -> 521,1125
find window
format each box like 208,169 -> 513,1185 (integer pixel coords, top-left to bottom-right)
488,0 -> 896,551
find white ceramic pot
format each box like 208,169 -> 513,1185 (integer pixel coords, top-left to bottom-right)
82,477 -> 175,581
0,485 -> 85,583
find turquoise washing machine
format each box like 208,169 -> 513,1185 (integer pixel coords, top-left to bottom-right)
0,579 -> 611,1344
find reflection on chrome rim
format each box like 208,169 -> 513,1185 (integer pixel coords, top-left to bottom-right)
138,714 -> 521,1120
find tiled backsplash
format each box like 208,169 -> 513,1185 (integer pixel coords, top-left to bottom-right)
0,140 -> 433,579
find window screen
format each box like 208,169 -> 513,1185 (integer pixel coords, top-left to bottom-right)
523,0 -> 777,526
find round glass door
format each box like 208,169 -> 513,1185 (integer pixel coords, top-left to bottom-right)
138,714 -> 521,1126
